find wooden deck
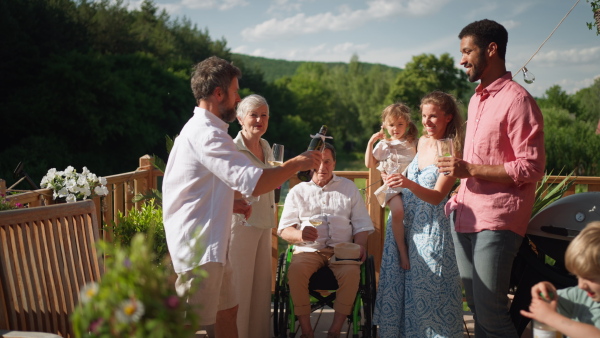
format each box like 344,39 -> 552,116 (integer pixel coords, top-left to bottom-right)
264,308 -> 474,337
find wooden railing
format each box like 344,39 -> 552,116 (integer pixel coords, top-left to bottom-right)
0,155 -> 160,242
2,155 -> 600,283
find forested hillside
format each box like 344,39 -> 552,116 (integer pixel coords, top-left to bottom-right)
1,0 -> 598,187
233,54 -> 403,83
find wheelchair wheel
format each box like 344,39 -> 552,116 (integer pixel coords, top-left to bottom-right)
356,255 -> 377,338
273,251 -> 290,338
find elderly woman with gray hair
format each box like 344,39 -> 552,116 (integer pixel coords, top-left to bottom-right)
229,94 -> 277,338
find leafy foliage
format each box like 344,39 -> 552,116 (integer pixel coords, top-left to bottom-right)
0,0 -> 232,183
0,193 -> 23,211
531,171 -> 575,218
386,53 -> 471,121
233,53 -> 401,83
542,106 -> 600,176
71,234 -> 199,337
110,199 -> 167,263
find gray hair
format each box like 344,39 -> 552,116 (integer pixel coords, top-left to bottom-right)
236,94 -> 269,123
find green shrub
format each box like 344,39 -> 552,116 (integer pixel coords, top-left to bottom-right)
110,199 -> 167,263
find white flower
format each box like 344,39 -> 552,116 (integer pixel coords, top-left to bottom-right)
94,185 -> 108,196
40,166 -> 109,202
115,298 -> 145,323
78,282 -> 99,304
58,187 -> 69,198
77,176 -> 88,187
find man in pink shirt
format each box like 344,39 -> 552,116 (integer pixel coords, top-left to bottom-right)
439,19 -> 545,337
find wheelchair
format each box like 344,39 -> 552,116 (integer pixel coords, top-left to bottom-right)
273,245 -> 377,338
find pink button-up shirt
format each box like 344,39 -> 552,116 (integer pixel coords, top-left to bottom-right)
445,72 -> 545,236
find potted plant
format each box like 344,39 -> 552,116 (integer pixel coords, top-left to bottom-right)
40,166 -> 108,203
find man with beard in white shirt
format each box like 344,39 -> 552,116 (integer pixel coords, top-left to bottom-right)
163,56 -> 321,338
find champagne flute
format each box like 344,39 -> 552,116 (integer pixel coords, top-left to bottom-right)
385,149 -> 400,193
436,138 -> 454,176
269,144 -> 284,167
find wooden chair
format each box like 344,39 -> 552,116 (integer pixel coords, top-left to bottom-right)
0,200 -> 103,337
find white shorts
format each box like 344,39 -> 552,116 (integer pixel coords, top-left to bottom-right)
175,260 -> 237,326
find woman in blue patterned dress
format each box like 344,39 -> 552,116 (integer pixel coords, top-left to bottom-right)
373,91 -> 465,338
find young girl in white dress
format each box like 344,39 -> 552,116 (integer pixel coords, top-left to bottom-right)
364,103 -> 418,269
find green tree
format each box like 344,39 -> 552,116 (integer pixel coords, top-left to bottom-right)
537,85 -> 580,115
543,107 -> 600,176
0,0 -> 235,183
386,53 -> 470,121
573,78 -> 600,123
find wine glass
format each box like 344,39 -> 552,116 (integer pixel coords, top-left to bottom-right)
270,144 -> 284,167
305,213 -> 327,245
236,195 -> 260,227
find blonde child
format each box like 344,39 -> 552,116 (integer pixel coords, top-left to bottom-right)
520,221 -> 600,338
365,103 -> 418,270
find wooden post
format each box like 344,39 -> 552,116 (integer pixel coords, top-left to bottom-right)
0,179 -> 5,196
138,154 -> 154,170
366,167 -> 384,283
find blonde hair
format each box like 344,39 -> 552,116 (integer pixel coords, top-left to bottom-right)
565,221 -> 600,278
380,103 -> 418,144
420,91 -> 465,157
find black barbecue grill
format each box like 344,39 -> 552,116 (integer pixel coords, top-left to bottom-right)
510,192 -> 600,335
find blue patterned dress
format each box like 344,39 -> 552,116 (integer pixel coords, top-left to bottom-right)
373,154 -> 463,338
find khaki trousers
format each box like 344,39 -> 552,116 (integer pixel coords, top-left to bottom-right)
288,247 -> 360,316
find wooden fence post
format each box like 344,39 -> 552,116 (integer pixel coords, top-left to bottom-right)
366,167 -> 384,283
0,179 -> 5,196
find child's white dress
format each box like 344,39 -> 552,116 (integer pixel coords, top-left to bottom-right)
372,139 -> 417,207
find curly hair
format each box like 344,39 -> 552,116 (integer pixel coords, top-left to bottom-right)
459,19 -> 508,60
380,103 -> 418,144
420,91 -> 465,156
191,56 -> 242,104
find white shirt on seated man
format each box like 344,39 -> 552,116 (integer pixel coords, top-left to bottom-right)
278,142 -> 374,338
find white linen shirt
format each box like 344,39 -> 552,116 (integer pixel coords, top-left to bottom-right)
163,107 -> 263,273
277,174 -> 374,253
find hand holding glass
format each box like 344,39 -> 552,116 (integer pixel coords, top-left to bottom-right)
385,150 -> 400,193
270,144 -> 284,167
436,139 -> 454,176
237,196 -> 260,227
305,214 -> 326,245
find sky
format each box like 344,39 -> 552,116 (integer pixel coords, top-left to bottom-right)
147,0 -> 600,97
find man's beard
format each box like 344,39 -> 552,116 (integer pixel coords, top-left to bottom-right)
219,104 -> 237,123
467,49 -> 488,83
218,93 -> 237,123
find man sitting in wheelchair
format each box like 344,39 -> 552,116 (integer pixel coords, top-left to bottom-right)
278,142 -> 374,338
